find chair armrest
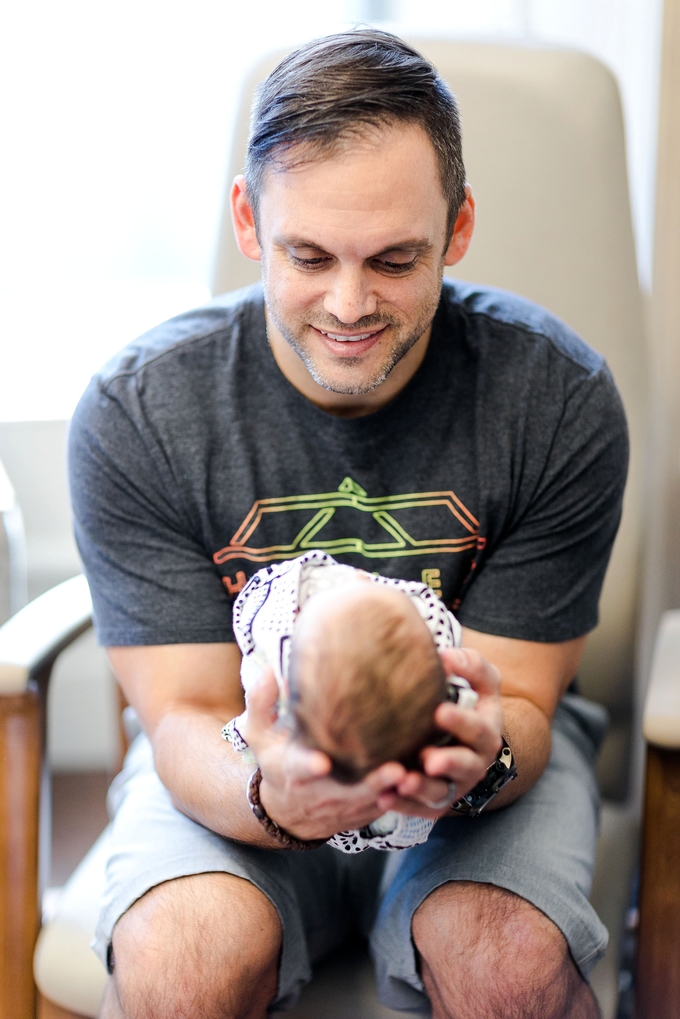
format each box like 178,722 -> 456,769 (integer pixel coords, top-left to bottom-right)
637,610 -> 680,1017
0,575 -> 93,1016
0,575 -> 93,695
643,609 -> 680,749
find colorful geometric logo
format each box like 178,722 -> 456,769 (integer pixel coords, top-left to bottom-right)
213,477 -> 482,567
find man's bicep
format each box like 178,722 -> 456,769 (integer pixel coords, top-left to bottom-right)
70,383 -> 234,648
108,642 -> 244,738
457,367 -> 628,646
460,626 -> 586,720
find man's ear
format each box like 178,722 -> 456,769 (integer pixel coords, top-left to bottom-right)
444,184 -> 475,267
231,174 -> 261,262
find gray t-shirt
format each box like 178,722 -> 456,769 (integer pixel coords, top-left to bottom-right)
69,279 -> 628,647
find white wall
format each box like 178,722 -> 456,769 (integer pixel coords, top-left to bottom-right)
387,0 -> 663,289
0,422 -> 119,771
0,1 -> 361,424
527,0 -> 664,291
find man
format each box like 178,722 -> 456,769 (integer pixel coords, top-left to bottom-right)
70,29 -> 627,1019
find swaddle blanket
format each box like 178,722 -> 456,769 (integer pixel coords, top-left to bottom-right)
222,550 -> 476,852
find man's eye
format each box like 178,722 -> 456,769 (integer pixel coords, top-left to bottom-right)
374,257 -> 418,274
290,255 -> 331,270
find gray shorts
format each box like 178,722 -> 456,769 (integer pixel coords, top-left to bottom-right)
93,694 -> 609,1013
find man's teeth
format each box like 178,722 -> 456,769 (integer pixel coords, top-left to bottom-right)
322,331 -> 375,342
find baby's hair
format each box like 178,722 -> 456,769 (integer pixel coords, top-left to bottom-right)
289,584 -> 446,782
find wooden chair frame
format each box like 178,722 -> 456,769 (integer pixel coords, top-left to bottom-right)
0,576 -> 91,1019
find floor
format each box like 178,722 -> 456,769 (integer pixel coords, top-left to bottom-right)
50,771 -> 111,886
285,941 -> 414,1019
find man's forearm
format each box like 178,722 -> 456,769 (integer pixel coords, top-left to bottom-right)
458,628 -> 585,810
150,705 -> 283,848
488,694 -> 552,809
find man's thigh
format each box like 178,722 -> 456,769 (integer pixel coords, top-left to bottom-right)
96,733 -> 385,1011
371,695 -> 609,1014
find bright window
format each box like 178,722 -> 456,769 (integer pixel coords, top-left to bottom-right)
0,0 -> 661,421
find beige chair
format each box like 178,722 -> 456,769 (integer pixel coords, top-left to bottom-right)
0,456 -> 27,627
2,40 -> 678,1019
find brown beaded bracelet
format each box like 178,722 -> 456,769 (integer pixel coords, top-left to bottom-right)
246,768 -> 327,851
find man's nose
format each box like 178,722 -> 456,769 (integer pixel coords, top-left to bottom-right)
323,266 -> 378,324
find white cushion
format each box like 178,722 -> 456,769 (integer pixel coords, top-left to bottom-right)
34,827 -> 110,1017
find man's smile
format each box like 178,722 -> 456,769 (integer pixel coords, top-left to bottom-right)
318,329 -> 380,342
312,325 -> 387,355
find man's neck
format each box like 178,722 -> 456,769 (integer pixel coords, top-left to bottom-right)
264,310 -> 433,419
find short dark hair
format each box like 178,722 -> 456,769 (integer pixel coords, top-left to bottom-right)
245,29 -> 466,238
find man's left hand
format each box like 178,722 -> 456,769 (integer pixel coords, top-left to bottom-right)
380,646 -> 503,818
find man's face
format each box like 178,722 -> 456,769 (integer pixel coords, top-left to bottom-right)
239,124 -> 466,397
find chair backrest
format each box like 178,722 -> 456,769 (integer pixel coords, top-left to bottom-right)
211,42 -> 647,800
0,456 -> 27,626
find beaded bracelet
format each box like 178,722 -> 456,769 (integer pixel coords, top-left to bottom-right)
246,768 -> 327,851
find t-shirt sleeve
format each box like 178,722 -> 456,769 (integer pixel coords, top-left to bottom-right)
69,377 -> 234,646
455,364 -> 629,643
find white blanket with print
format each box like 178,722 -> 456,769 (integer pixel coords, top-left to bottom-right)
222,550 -> 475,853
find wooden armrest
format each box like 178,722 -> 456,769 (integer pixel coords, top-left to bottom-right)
0,574 -> 92,1018
0,575 -> 93,695
637,611 -> 680,1018
643,609 -> 680,749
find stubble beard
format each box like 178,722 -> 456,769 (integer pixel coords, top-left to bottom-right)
264,281 -> 442,397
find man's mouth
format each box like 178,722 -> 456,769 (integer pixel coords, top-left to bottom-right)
315,326 -> 386,343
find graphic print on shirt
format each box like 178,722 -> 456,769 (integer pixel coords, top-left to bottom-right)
213,477 -> 484,583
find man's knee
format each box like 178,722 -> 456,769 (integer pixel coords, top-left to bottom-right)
412,881 -> 594,1018
102,871 -> 281,1019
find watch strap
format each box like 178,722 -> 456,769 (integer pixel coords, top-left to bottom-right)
450,738 -> 517,817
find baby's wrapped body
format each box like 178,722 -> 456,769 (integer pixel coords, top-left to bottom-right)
223,551 -> 477,852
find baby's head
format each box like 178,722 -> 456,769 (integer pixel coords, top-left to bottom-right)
288,583 -> 447,782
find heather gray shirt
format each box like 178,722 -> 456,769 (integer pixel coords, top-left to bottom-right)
69,280 -> 628,647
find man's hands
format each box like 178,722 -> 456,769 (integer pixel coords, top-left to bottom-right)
109,630 -> 584,847
242,646 -> 503,841
243,668 -> 409,840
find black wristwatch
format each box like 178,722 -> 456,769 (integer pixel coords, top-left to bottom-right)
451,738 -> 517,816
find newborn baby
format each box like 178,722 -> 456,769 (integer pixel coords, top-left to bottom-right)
222,550 -> 477,852
290,582 -> 450,784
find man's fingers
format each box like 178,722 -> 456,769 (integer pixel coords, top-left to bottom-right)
245,667 -> 280,724
278,740 -> 332,781
440,646 -> 502,699
420,743 -> 487,785
364,761 -> 407,794
376,792 -> 444,819
434,702 -> 502,761
394,770 -> 449,804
